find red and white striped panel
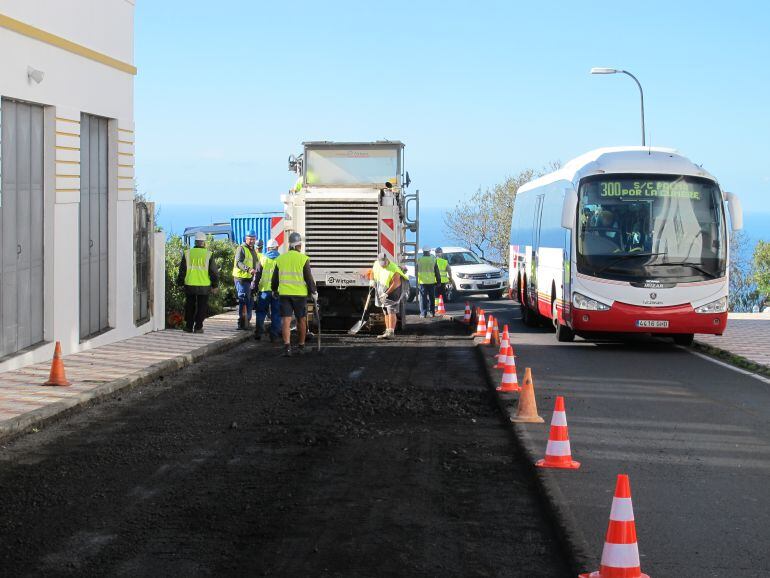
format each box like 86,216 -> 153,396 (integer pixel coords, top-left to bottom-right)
380,217 -> 395,261
270,217 -> 285,252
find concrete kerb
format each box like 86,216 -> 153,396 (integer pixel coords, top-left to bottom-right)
466,320 -> 594,576
0,330 -> 252,444
692,339 -> 770,379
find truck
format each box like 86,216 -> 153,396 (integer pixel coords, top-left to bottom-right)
282,141 -> 419,330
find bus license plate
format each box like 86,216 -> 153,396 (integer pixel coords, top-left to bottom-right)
636,320 -> 669,328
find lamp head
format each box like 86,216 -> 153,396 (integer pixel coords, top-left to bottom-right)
590,67 -> 618,75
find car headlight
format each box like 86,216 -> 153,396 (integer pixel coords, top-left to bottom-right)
695,296 -> 727,314
573,292 -> 610,311
456,273 -> 468,279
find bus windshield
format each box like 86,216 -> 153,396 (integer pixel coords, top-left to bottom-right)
576,175 -> 726,282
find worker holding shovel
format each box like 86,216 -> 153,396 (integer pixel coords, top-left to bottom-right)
372,252 -> 408,340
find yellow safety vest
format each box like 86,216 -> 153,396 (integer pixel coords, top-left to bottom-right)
259,256 -> 278,292
436,257 -> 449,283
232,244 -> 255,279
276,250 -> 310,296
184,248 -> 211,287
417,255 -> 437,285
373,261 -> 407,289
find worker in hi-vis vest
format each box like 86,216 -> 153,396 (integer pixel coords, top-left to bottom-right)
232,230 -> 258,330
434,247 -> 450,307
372,251 -> 408,339
176,232 -> 220,333
271,232 -> 317,357
416,245 -> 441,318
252,238 -> 281,342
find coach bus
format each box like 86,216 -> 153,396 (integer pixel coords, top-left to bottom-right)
509,147 -> 743,344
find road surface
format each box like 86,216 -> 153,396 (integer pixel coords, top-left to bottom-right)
0,314 -> 569,577
455,295 -> 770,578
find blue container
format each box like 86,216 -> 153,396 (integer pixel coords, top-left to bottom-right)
230,213 -> 282,245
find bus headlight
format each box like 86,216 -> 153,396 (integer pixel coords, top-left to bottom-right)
573,292 -> 610,311
695,296 -> 728,314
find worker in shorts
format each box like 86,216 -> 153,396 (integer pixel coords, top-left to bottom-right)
271,232 -> 317,356
372,251 -> 408,339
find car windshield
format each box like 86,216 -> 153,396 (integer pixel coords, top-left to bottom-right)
576,174 -> 726,282
446,252 -> 482,265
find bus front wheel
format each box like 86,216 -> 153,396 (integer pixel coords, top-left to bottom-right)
673,333 -> 694,347
552,300 -> 575,342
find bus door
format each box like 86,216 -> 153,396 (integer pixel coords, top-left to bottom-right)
530,194 -> 545,308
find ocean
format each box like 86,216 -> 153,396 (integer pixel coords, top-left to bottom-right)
157,203 -> 770,255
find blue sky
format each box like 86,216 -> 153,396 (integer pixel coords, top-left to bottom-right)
135,0 -> 770,217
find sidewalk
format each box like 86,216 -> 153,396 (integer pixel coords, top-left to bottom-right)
696,312 -> 770,371
0,311 -> 249,441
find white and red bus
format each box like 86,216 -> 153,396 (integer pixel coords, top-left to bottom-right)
509,147 -> 743,344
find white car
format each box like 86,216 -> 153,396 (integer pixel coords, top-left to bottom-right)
406,247 -> 506,301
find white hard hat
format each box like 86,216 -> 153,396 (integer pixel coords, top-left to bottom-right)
267,239 -> 279,249
194,232 -> 206,242
422,245 -> 431,252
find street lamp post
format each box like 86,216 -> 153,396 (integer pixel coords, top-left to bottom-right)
590,67 -> 646,146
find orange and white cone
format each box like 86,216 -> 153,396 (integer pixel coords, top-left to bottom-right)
536,396 -> 580,469
437,294 -> 447,316
580,474 -> 650,578
496,346 -> 520,392
482,315 -> 494,345
43,341 -> 71,387
491,316 -> 500,346
462,302 -> 472,324
474,309 -> 487,337
495,326 -> 511,368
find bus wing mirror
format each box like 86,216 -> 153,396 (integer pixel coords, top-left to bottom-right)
725,192 -> 743,231
561,189 -> 578,229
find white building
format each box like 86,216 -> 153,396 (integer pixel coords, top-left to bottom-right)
0,1 -> 164,372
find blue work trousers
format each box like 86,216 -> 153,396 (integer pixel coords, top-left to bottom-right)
234,278 -> 254,323
256,292 -> 281,337
419,284 -> 436,316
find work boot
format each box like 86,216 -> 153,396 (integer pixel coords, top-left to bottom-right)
377,330 -> 391,340
194,327 -> 205,334
297,344 -> 306,355
282,345 -> 292,357
254,328 -> 262,341
237,316 -> 244,330
183,326 -> 193,333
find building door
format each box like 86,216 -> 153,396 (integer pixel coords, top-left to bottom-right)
0,99 -> 45,357
79,114 -> 109,339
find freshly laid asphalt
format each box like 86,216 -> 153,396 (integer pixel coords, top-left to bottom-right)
454,296 -> 770,577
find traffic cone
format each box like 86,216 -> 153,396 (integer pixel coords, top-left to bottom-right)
510,368 -> 544,423
500,325 -> 511,353
474,309 -> 487,337
536,396 -> 580,469
43,341 -> 71,387
482,315 -> 494,345
437,294 -> 447,316
462,302 -> 471,324
495,326 -> 511,368
492,317 -> 500,345
579,474 -> 650,578
496,346 -> 521,392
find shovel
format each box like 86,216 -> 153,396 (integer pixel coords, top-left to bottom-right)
348,288 -> 374,335
313,296 -> 322,352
